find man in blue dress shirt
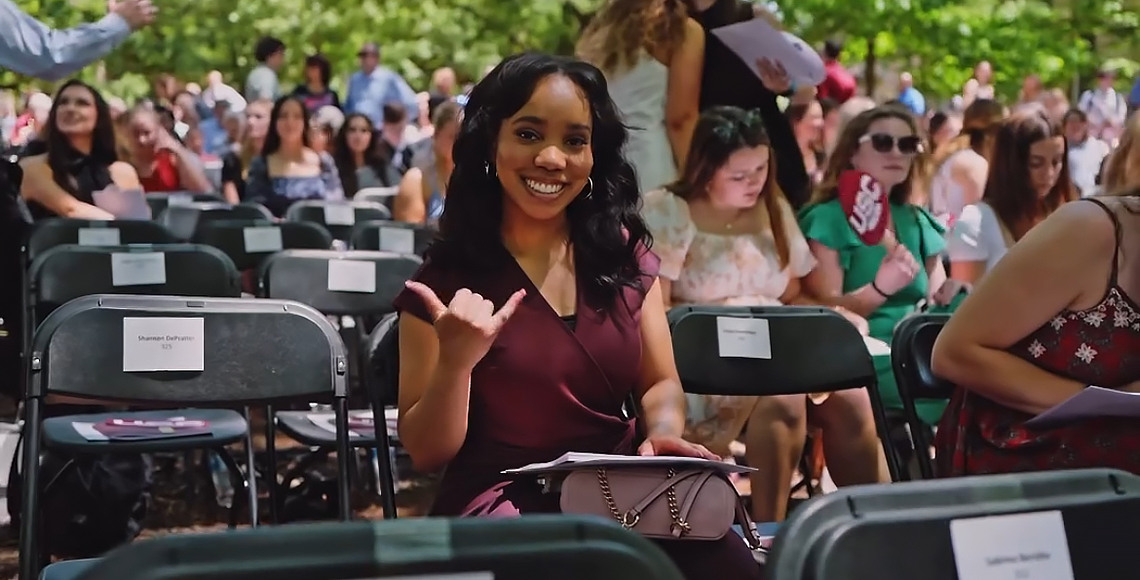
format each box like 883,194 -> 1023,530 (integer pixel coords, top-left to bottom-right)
344,41 -> 420,128
0,0 -> 156,81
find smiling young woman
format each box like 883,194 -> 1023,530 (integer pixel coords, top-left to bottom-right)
18,79 -> 141,221
392,52 -> 762,580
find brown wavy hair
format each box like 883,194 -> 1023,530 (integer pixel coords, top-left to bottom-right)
811,104 -> 928,206
576,0 -> 689,75
930,98 -> 1004,169
1102,113 -> 1140,193
984,111 -> 1076,240
668,106 -> 793,268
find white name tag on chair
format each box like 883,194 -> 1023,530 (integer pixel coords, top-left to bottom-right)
111,252 -> 166,286
327,259 -> 376,293
378,227 -> 415,254
78,227 -> 121,246
122,317 -> 205,372
242,226 -> 284,253
168,193 -> 194,206
323,205 -> 356,226
716,316 -> 772,359
950,510 -> 1074,580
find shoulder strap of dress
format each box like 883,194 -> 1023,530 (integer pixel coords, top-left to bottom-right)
1083,197 -> 1121,286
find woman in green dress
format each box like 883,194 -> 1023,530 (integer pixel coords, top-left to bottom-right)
799,104 -> 969,427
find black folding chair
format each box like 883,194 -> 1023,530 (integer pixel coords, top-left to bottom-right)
257,249 -> 421,520
890,313 -> 954,479
349,219 -> 435,256
667,305 -> 902,483
158,202 -> 273,241
768,468 -> 1140,580
284,200 -> 391,242
25,219 -> 178,266
191,219 -> 333,271
19,294 -> 351,580
362,312 -> 401,517
144,192 -> 224,218
47,515 -> 684,580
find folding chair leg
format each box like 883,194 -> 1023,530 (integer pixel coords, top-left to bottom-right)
18,397 -> 44,580
333,397 -> 352,520
265,404 -> 279,524
371,414 -> 398,519
242,407 -> 259,527
213,447 -> 244,528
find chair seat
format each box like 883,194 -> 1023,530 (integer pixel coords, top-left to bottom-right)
275,409 -> 397,447
43,408 -> 246,453
39,557 -> 99,580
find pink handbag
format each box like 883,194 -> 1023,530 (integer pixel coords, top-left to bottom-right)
559,465 -> 762,547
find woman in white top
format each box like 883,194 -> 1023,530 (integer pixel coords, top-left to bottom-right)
577,0 -> 704,193
948,111 -> 1077,283
643,107 -> 884,522
928,99 -> 1004,229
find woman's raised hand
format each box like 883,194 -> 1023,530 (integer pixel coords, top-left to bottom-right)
405,281 -> 526,372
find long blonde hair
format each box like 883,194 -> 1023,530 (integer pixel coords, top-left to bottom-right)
1102,113 -> 1140,193
576,0 -> 689,75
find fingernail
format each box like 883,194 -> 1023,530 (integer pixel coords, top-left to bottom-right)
404,280 -> 411,287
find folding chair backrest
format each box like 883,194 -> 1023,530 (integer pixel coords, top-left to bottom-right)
667,305 -> 875,395
365,312 -> 399,408
768,468 -> 1140,580
28,244 -> 241,325
892,313 -> 955,401
74,515 -> 685,580
284,200 -> 392,242
258,250 -> 421,316
349,219 -> 435,256
192,219 -> 333,270
145,192 -> 224,218
26,219 -> 177,264
158,202 -> 273,240
29,294 -> 346,404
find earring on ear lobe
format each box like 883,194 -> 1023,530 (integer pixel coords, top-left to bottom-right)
484,161 -> 497,177
582,177 -> 594,199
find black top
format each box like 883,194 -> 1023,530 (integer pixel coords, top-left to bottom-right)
221,151 -> 245,201
27,148 -> 114,221
692,0 -> 809,209
560,314 -> 578,331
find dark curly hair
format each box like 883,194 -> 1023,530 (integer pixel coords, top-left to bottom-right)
430,51 -> 650,309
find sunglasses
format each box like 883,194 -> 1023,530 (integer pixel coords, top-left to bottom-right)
859,133 -> 923,155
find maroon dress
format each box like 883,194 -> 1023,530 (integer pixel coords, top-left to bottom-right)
936,198 -> 1140,476
393,243 -> 762,580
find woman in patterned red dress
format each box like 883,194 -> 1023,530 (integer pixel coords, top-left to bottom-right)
933,187 -> 1140,476
393,53 -> 762,579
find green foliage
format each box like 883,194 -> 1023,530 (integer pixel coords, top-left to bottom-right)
3,0 -> 607,99
4,0 -> 1139,103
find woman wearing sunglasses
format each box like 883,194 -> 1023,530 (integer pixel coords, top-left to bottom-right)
946,111 -> 1075,284
799,104 -> 968,428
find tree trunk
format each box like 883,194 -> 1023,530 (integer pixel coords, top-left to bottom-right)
865,36 -> 877,97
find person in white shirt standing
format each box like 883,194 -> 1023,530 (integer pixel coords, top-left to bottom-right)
1078,68 -> 1128,146
1062,109 -> 1111,197
245,37 -> 285,102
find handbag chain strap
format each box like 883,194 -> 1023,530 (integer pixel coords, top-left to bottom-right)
596,467 -> 691,537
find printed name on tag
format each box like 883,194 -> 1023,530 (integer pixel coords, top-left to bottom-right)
950,510 -> 1074,580
122,317 -> 205,372
110,252 -> 167,287
78,227 -> 121,246
327,259 -> 376,293
242,226 -> 284,253
168,193 -> 194,206
716,316 -> 772,359
323,204 -> 356,226
378,227 -> 416,254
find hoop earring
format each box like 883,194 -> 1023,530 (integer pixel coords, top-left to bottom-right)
582,177 -> 594,199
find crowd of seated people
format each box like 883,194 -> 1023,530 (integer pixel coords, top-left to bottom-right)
6,8 -> 1140,579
